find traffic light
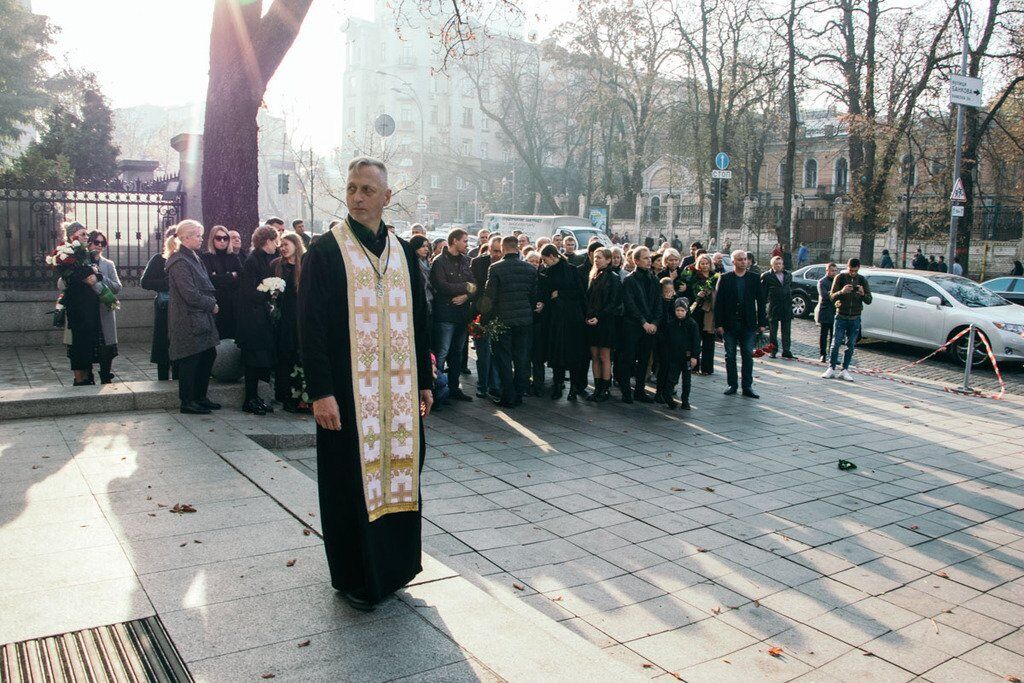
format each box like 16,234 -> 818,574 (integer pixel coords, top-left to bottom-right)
277,173 -> 290,194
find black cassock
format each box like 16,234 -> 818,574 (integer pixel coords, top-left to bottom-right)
298,220 -> 432,603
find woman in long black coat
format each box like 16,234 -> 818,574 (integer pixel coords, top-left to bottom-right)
201,225 -> 243,339
236,226 -> 279,414
584,247 -> 620,402
141,227 -> 179,381
271,233 -> 306,411
539,245 -> 589,400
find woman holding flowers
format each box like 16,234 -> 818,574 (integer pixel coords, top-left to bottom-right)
688,253 -> 718,375
87,231 -> 122,383
59,222 -> 102,386
271,232 -> 306,412
236,225 -> 280,414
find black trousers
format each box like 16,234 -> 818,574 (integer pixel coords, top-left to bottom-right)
667,362 -> 692,403
698,331 -> 716,374
276,350 -> 299,403
177,348 -> 215,405
493,324 -> 532,403
818,323 -> 833,358
769,316 -> 792,354
616,327 -> 656,392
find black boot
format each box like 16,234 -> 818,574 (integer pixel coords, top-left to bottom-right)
585,379 -> 599,401
550,383 -> 564,400
620,380 -> 633,404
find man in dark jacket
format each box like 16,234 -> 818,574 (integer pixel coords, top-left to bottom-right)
480,235 -> 538,407
471,234 -> 503,398
681,241 -> 703,269
429,228 -> 476,402
617,246 -> 661,403
760,256 -> 795,359
823,258 -> 872,382
911,249 -> 929,270
714,250 -> 767,398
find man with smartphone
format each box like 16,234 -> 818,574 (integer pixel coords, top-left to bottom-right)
822,258 -> 872,381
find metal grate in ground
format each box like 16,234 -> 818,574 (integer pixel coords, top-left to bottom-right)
0,617 -> 191,683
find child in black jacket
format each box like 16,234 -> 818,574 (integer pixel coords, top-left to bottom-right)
658,297 -> 701,410
654,277 -> 677,402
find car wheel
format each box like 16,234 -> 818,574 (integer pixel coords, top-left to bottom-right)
950,328 -> 989,367
791,292 -> 810,318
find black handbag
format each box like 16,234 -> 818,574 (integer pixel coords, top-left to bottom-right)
50,307 -> 66,328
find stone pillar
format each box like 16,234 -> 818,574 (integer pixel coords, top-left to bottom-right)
666,196 -> 676,231
117,159 -> 160,187
578,194 -> 587,218
171,133 -> 203,221
832,200 -> 847,262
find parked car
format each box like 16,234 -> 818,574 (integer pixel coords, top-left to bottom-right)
982,277 -> 1024,306
789,263 -> 829,318
858,268 -> 1024,366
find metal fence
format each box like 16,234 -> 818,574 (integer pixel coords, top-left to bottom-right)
0,188 -> 183,289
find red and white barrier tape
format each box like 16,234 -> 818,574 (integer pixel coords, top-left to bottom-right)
787,326 -> 1008,401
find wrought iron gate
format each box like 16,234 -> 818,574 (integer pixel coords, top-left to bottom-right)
0,188 -> 183,289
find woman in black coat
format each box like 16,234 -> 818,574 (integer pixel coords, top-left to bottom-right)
686,254 -> 718,375
201,225 -> 243,340
540,245 -> 590,400
584,247 -> 620,402
141,226 -> 179,380
271,232 -> 306,412
236,226 -> 279,414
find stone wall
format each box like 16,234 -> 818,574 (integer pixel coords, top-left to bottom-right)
0,286 -> 156,347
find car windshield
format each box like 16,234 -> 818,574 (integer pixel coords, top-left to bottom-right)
934,276 -> 1010,307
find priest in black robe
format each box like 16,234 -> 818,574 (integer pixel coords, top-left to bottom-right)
299,157 -> 433,611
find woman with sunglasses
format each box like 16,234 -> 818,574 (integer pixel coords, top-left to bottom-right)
202,225 -> 242,339
86,230 -> 122,383
141,225 -> 178,380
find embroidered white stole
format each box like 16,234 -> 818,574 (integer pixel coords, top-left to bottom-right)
332,221 -> 420,522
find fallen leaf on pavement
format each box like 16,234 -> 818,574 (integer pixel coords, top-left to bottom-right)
754,600 -> 761,607
512,583 -> 525,591
261,674 -> 275,679
767,647 -> 783,657
696,547 -> 708,553
302,529 -> 312,536
285,559 -> 296,567
909,525 -> 919,530
703,486 -> 715,492
671,673 -> 682,680
169,503 -> 196,514
671,487 -> 684,492
147,513 -> 156,517
157,503 -> 167,508
641,663 -> 653,669
146,496 -> 152,500
862,651 -> 874,657
711,607 -> 721,614
551,596 -> 563,601
297,640 -> 311,648
1006,676 -> 1021,682
935,571 -> 949,578
179,542 -> 187,547
722,659 -> 730,664
193,540 -> 202,544
31,465 -> 39,470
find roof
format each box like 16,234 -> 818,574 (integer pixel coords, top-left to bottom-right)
799,109 -> 845,138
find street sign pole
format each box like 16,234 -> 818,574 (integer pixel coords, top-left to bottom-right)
716,179 -> 722,243
712,153 -> 730,243
947,3 -> 971,272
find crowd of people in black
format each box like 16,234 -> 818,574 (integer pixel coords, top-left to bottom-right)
62,209 -> 983,414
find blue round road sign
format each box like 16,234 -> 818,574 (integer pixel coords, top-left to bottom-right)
715,152 -> 730,170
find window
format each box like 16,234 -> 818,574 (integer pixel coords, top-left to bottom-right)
803,158 -> 818,189
899,278 -> 943,303
430,174 -> 440,189
456,176 -> 464,190
901,154 -> 916,186
503,148 -> 512,163
805,266 -> 825,280
834,158 -> 848,191
401,106 -> 412,123
462,139 -> 471,156
778,161 -> 787,188
462,107 -> 473,128
401,45 -> 414,65
481,116 -> 490,132
864,275 -> 898,296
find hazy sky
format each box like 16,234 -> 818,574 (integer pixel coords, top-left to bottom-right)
32,0 -> 576,152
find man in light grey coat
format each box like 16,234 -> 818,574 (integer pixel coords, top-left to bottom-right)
165,220 -> 221,414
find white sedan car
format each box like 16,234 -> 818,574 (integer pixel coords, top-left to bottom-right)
857,268 -> 1024,366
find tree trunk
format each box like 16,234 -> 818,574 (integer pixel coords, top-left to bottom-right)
201,0 -> 312,246
778,0 -> 798,253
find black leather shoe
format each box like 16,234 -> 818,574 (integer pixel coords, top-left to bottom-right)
449,391 -> 473,402
180,401 -> 211,415
621,388 -> 633,404
99,372 -> 115,384
257,397 -> 274,413
566,387 -> 577,401
742,389 -> 760,399
635,390 -> 653,403
782,352 -> 795,359
242,398 -> 267,415
341,591 -> 376,612
770,353 -> 778,359
550,384 -> 564,400
492,398 -> 516,408
197,397 -> 221,410
476,390 -> 488,399
724,387 -> 737,395
680,402 -> 691,410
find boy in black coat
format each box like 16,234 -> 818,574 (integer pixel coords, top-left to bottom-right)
654,277 -> 677,402
658,297 -> 701,410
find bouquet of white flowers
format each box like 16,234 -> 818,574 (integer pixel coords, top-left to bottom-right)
256,277 -> 286,295
258,276 -> 286,323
